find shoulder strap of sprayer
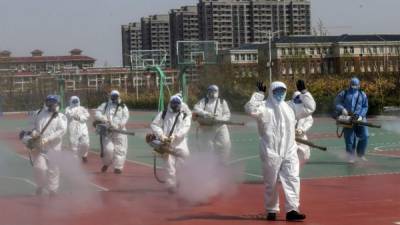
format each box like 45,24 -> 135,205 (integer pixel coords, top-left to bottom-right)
40,112 -> 58,135
203,97 -> 220,116
103,102 -> 109,114
168,112 -> 181,137
203,97 -> 209,110
345,89 -> 362,114
103,102 -> 124,119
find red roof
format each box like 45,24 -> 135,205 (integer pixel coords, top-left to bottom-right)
1,55 -> 96,64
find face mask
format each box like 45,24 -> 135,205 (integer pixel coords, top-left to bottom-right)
351,85 -> 360,90
293,96 -> 302,104
47,104 -> 59,112
207,91 -> 218,100
71,99 -> 79,106
111,95 -> 119,104
46,100 -> 58,112
170,103 -> 181,113
272,89 -> 286,103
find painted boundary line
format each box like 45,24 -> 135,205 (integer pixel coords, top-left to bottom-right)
245,171 -> 400,181
302,171 -> 400,180
0,176 -> 37,187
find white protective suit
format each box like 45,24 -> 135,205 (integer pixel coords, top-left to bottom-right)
95,99 -> 129,170
290,92 -> 314,164
150,98 -> 191,189
245,81 -> 316,213
193,97 -> 231,160
65,96 -> 90,158
31,108 -> 67,193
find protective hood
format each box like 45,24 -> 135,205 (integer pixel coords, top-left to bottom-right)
292,91 -> 302,104
69,96 -> 80,107
292,91 -> 301,99
207,84 -> 219,100
110,90 -> 121,104
169,94 -> 183,113
349,77 -> 360,91
267,81 -> 287,105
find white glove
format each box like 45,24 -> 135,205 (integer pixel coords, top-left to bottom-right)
357,116 -> 363,121
296,129 -> 304,136
169,135 -> 176,143
160,134 -> 169,142
204,112 -> 215,119
342,109 -> 348,116
40,137 -> 49,146
31,130 -> 40,138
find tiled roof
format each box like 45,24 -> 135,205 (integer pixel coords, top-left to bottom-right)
274,34 -> 400,44
0,55 -> 96,64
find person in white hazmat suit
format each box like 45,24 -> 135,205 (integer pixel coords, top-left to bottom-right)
30,95 -> 68,196
291,91 -> 314,165
150,95 -> 191,193
193,85 -> 231,161
65,96 -> 90,163
245,80 -> 315,221
95,90 -> 129,174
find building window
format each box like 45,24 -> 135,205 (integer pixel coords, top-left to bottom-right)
234,54 -> 239,61
246,54 -> 252,61
310,48 -> 314,55
361,48 -> 365,54
310,63 -> 315,74
350,47 -> 354,54
360,61 -> 365,73
344,47 -> 348,54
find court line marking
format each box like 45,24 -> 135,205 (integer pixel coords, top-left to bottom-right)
246,171 -> 400,181
13,152 -> 109,192
90,150 -> 400,182
0,176 -> 37,187
89,150 -> 159,169
302,171 -> 400,180
368,152 -> 400,159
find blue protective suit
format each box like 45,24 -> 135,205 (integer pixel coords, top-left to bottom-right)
335,85 -> 369,157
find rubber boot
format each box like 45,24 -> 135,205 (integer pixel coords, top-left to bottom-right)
101,165 -> 108,173
286,210 -> 306,221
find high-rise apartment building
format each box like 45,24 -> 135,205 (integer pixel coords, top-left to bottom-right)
141,14 -> 171,67
121,0 -> 311,68
170,6 -> 199,67
198,0 -> 311,49
121,22 -> 142,67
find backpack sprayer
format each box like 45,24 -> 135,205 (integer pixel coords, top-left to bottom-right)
19,130 -> 41,150
145,134 -> 182,158
336,115 -> 381,129
93,120 -> 135,158
295,137 -> 327,151
94,121 -> 136,137
192,113 -> 245,126
336,114 -> 381,138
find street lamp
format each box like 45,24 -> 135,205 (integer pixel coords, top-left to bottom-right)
254,28 -> 282,83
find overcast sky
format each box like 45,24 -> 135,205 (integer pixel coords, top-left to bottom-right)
1,0 -> 400,66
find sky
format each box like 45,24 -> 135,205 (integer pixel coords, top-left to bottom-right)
1,0 -> 400,66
